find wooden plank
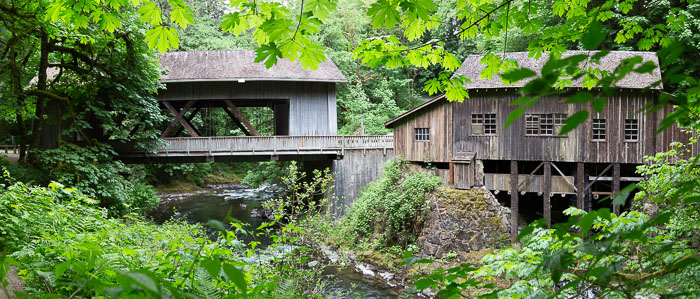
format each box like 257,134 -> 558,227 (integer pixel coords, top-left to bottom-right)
223,106 -> 252,136
162,101 -> 199,137
224,100 -> 259,136
613,163 -> 621,215
510,160 -> 519,242
544,162 -> 551,227
577,163 -> 584,211
587,176 -> 643,182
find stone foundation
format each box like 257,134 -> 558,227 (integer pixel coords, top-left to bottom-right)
417,187 -> 510,259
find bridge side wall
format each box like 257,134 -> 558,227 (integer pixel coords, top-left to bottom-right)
331,148 -> 395,216
157,81 -> 337,136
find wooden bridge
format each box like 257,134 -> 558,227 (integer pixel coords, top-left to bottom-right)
114,135 -> 394,163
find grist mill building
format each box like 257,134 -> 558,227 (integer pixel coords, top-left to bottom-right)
385,51 -> 696,240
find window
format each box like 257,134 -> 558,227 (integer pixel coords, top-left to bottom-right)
526,114 -> 540,135
625,119 -> 639,141
592,119 -> 606,141
540,114 -> 554,135
414,128 -> 430,141
554,113 -> 567,135
525,113 -> 568,136
471,113 -> 496,135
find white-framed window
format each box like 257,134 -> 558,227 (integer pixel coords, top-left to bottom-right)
525,113 -> 568,136
471,113 -> 496,135
625,119 -> 639,141
414,128 -> 430,141
592,119 -> 606,141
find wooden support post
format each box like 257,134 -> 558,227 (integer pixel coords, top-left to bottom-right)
543,162 -> 551,227
612,163 -> 621,215
162,101 -> 200,137
224,100 -> 260,136
576,163 -> 585,211
449,162 -> 454,186
510,160 -> 519,242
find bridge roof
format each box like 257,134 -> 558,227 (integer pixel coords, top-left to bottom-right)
455,51 -> 662,90
159,50 -> 347,83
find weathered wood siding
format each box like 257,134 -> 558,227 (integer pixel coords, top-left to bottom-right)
393,102 -> 452,163
157,81 -> 338,136
452,89 -> 696,164
454,163 -> 475,189
332,148 -> 395,216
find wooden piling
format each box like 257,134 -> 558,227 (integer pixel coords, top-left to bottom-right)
543,162 -> 551,227
510,160 -> 519,241
613,163 -> 621,215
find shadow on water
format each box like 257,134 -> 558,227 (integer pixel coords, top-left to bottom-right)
148,186 -> 417,299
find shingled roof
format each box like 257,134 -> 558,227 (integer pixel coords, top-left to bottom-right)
455,51 -> 662,90
386,51 -> 663,128
159,50 -> 347,83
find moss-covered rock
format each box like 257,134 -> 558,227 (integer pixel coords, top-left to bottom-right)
417,187 -> 510,259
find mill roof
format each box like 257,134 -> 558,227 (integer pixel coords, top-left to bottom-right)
386,51 -> 663,128
456,51 -> 662,90
158,50 -> 347,83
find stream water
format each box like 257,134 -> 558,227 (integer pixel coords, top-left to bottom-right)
148,185 -> 415,298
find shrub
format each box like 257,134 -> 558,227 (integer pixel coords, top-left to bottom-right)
342,158 -> 442,249
31,143 -> 159,216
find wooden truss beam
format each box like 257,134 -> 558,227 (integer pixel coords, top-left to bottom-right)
162,101 -> 200,138
223,106 -> 252,136
224,100 -> 259,136
174,107 -> 202,137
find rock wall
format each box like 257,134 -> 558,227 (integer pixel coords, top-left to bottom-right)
417,187 -> 510,258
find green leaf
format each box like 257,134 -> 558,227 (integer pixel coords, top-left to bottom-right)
304,0 -> 336,21
613,184 -> 635,206
582,21 -> 606,50
99,12 -> 122,33
566,92 -> 593,104
223,264 -> 247,294
367,0 -> 400,29
592,97 -> 607,113
255,43 -> 282,68
559,110 -> 589,135
206,220 -> 227,232
201,258 -> 221,279
414,278 -> 433,290
54,261 -> 71,279
137,2 -> 162,26
170,6 -> 194,29
501,68 -> 536,82
505,106 -> 525,128
145,26 -> 179,53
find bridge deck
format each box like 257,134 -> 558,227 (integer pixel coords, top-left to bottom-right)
116,135 -> 394,163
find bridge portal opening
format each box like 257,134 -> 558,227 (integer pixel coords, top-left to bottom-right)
159,99 -> 290,138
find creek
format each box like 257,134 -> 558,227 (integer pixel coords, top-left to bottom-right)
148,185 -> 414,298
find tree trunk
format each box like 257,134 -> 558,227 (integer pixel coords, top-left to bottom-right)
30,34 -> 50,153
8,40 -> 27,163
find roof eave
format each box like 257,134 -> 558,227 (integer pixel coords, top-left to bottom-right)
160,78 -> 347,83
385,94 -> 446,128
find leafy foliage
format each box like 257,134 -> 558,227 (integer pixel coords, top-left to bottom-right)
32,144 -> 158,215
342,158 -> 442,249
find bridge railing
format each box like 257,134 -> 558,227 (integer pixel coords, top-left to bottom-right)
120,135 -> 393,156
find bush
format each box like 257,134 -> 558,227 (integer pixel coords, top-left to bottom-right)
31,143 -> 159,216
0,177 -> 341,298
342,158 -> 442,250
